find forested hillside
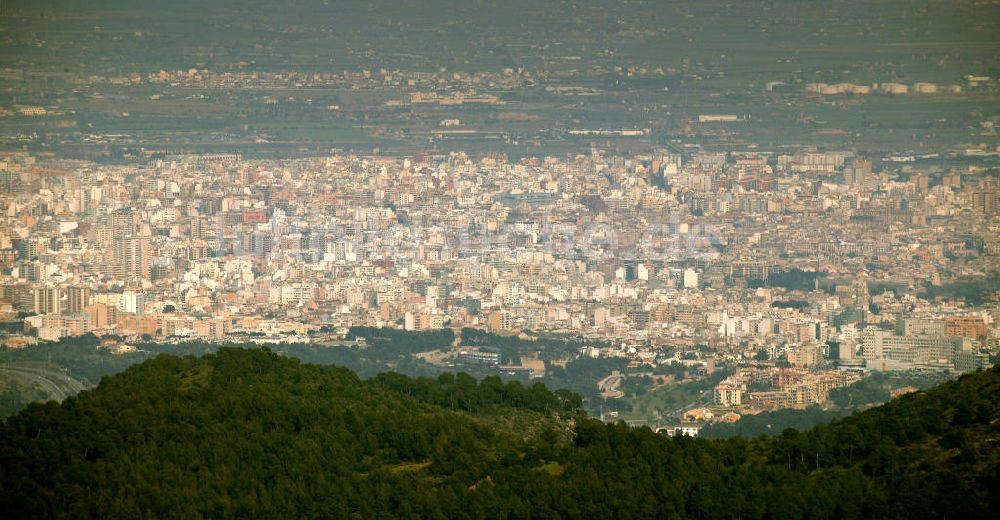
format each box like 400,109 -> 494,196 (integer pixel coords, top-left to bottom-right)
1,348 -> 997,518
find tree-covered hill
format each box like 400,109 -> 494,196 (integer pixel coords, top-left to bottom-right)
1,348 -> 997,519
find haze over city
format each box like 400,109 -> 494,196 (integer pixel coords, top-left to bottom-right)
0,1 -> 998,518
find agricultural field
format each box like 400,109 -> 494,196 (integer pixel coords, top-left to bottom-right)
1,0 -> 997,158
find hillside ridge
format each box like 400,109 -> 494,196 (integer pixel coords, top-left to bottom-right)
1,348 -> 997,518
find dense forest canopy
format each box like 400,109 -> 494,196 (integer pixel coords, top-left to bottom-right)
1,348 -> 997,518
0,329 -> 627,418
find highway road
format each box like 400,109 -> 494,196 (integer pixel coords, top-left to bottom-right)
0,364 -> 88,403
598,373 -> 625,399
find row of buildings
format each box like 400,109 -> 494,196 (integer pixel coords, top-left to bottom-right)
0,147 -> 996,379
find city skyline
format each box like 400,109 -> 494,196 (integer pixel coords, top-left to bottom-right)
1,1 -> 998,517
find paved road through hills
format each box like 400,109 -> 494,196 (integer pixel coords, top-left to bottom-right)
0,364 -> 88,403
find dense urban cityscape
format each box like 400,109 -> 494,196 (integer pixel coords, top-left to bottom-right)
1,1 -> 998,517
2,143 -> 997,427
